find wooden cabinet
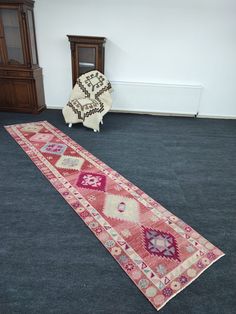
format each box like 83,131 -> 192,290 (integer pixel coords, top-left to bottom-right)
0,0 -> 45,113
67,35 -> 106,86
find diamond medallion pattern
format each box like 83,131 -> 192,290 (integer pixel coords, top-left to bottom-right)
103,194 -> 140,223
40,142 -> 67,155
142,226 -> 180,261
76,172 -> 106,191
56,155 -> 84,170
20,125 -> 42,133
30,133 -> 54,142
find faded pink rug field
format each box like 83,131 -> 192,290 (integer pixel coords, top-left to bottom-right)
5,121 -> 224,311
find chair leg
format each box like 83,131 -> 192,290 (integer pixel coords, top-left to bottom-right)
94,129 -> 97,132
68,123 -> 72,128
101,119 -> 103,125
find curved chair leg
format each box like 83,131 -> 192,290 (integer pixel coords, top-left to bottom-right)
101,119 -> 103,125
68,123 -> 72,128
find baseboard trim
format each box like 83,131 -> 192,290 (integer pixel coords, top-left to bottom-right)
46,106 -> 236,120
47,105 -> 63,110
197,114 -> 236,120
110,108 -> 195,117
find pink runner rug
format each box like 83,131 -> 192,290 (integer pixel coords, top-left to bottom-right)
5,121 -> 224,311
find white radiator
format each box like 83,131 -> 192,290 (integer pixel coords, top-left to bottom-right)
110,81 -> 203,116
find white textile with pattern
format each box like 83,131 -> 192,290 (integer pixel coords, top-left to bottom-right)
62,70 -> 112,131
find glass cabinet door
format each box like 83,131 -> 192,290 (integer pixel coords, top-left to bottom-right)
27,9 -> 38,65
0,8 -> 24,65
78,46 -> 96,75
68,35 -> 106,86
0,16 -> 5,64
0,39 -> 4,64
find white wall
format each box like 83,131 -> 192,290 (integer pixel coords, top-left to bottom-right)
34,0 -> 236,118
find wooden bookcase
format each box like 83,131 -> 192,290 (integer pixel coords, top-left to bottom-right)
67,35 -> 106,86
0,0 -> 45,113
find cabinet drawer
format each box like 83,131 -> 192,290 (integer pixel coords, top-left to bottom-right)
0,69 -> 32,78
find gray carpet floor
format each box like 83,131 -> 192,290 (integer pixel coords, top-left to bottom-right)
0,110 -> 235,314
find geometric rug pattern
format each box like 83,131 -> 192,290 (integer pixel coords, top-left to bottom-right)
5,121 -> 224,311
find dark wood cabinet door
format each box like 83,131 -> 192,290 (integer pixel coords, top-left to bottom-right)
0,0 -> 46,113
0,7 -> 25,65
0,79 -> 12,107
12,79 -> 33,108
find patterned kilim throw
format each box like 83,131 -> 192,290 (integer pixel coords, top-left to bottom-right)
5,121 -> 224,311
63,70 -> 112,131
